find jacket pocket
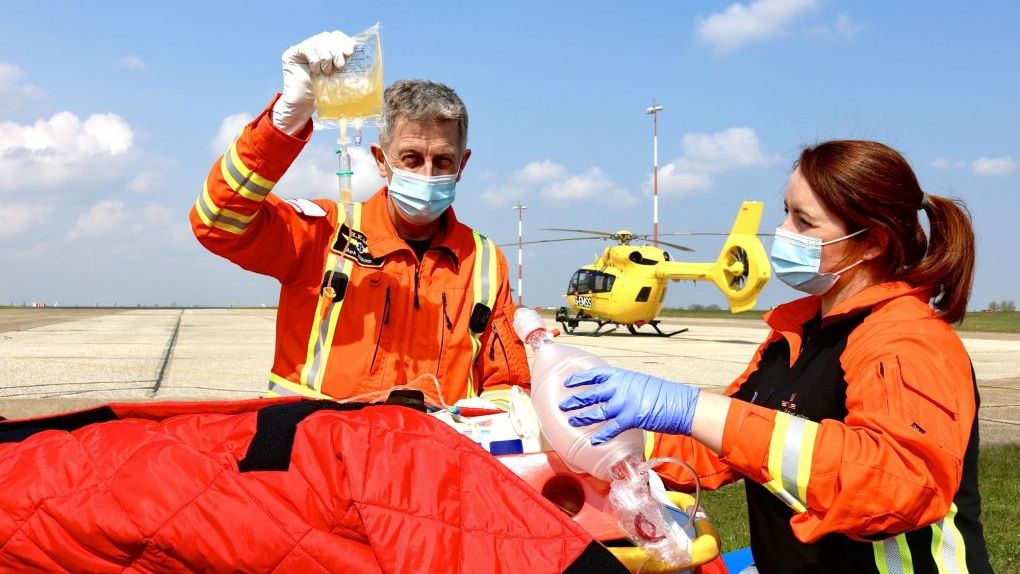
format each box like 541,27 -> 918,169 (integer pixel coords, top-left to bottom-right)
881,357 -> 959,452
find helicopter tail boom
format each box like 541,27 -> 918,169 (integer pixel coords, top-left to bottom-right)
654,201 -> 771,313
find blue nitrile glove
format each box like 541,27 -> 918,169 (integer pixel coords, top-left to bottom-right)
559,367 -> 700,445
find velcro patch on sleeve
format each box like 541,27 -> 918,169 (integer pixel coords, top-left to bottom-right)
284,198 -> 327,218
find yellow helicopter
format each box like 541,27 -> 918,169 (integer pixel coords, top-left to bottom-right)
523,201 -> 771,336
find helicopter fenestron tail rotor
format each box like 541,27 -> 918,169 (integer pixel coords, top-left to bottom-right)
652,201 -> 771,313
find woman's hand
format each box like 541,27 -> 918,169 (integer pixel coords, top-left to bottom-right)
559,367 -> 701,444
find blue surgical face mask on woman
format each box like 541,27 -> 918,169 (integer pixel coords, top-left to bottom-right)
383,155 -> 459,225
770,227 -> 868,295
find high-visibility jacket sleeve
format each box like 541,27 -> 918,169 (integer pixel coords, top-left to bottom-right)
717,320 -> 974,543
650,333 -> 779,490
475,247 -> 531,405
190,96 -> 323,285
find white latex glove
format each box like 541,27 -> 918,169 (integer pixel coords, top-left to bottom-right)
272,31 -> 356,135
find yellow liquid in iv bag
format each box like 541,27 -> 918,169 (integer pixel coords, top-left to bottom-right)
312,29 -> 383,121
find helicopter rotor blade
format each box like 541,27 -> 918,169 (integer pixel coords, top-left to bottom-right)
539,227 -> 621,238
497,237 -> 612,248
658,231 -> 775,237
653,239 -> 695,253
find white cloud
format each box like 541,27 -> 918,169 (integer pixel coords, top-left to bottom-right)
65,200 -> 188,249
515,160 -> 567,184
696,0 -> 818,54
480,184 -> 528,208
66,200 -> 127,239
117,55 -> 147,70
932,157 -> 962,170
807,13 -> 865,40
272,145 -> 382,202
655,166 -> 713,195
0,62 -> 44,109
481,161 -> 637,207
833,14 -> 864,39
0,203 -> 52,239
211,112 -> 254,154
972,157 -> 1016,177
651,127 -> 777,197
541,166 -> 638,206
0,112 -> 134,194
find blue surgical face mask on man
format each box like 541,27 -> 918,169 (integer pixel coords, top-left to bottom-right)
383,154 -> 459,225
770,227 -> 868,295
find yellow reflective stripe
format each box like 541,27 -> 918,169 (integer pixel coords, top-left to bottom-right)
795,420 -> 818,504
299,252 -> 336,388
873,534 -> 914,574
297,203 -> 359,394
931,504 -> 966,574
220,140 -> 276,202
466,232 -> 498,399
763,411 -> 814,513
479,388 -> 512,411
482,238 -> 498,308
310,205 -> 360,393
194,182 -> 256,235
266,372 -> 332,399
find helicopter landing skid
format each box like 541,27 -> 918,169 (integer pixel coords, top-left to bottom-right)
556,308 -> 618,337
626,321 -> 689,337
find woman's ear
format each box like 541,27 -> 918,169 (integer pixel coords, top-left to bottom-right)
861,227 -> 889,260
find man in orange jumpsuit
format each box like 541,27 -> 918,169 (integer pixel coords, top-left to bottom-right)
191,31 -> 529,406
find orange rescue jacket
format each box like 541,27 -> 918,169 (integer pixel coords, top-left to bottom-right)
651,281 -> 979,543
191,98 -> 530,406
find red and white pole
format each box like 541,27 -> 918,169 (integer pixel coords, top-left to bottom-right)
646,102 -> 663,247
514,203 -> 527,307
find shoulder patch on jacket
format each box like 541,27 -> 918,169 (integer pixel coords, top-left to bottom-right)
284,198 -> 327,218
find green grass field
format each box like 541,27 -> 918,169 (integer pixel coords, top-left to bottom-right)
700,443 -> 1020,571
956,311 -> 1020,333
542,306 -> 1020,333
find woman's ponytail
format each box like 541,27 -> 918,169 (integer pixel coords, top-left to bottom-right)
902,195 -> 975,323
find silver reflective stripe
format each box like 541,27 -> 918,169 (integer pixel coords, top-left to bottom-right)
304,203 -> 355,390
268,379 -> 304,397
781,415 -> 808,498
933,505 -> 965,574
874,534 -> 914,574
224,152 -> 272,198
479,235 -> 492,303
197,193 -> 249,231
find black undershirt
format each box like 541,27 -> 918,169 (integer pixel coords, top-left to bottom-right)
406,238 -> 430,261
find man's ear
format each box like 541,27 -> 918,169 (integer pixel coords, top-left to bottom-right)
456,148 -> 472,183
370,144 -> 389,179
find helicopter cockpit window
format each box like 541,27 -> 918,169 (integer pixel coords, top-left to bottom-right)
568,272 -> 580,294
575,271 -> 594,294
569,270 -> 615,295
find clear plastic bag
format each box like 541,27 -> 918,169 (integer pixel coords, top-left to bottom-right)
312,23 -> 383,132
609,457 -> 698,570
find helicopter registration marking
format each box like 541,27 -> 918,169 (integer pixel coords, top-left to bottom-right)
575,296 -> 593,309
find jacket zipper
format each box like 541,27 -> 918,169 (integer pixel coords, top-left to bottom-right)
436,292 -> 454,376
413,265 -> 421,309
369,286 -> 391,373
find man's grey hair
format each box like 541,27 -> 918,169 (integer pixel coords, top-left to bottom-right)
379,79 -> 469,151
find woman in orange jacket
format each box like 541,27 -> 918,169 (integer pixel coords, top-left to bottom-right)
561,140 -> 992,573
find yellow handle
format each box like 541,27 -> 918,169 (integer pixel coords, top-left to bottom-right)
608,492 -> 721,574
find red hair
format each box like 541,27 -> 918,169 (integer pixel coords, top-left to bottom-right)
798,140 -> 975,323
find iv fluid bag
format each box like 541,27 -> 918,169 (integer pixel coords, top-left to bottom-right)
312,23 -> 383,130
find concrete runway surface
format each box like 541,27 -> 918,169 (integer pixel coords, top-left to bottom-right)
1,308 -> 1018,444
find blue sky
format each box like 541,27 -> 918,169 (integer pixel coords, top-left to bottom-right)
1,1 -> 1017,311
